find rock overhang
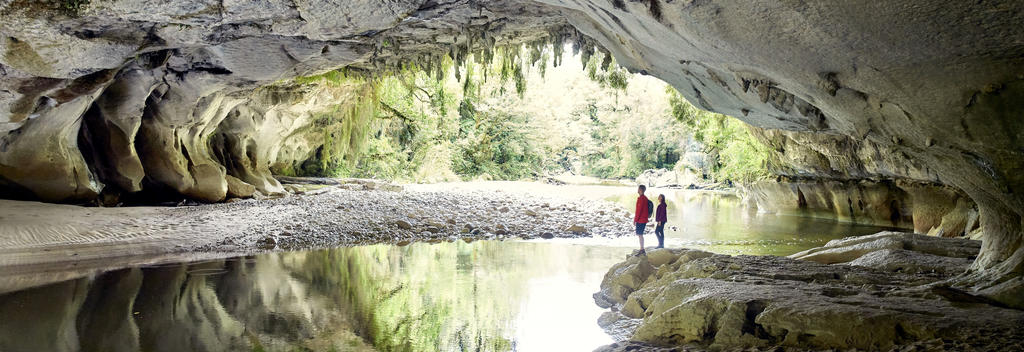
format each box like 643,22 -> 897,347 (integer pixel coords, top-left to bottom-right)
1,0 -> 1023,306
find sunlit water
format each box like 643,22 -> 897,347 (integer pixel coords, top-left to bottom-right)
0,190 -> 898,352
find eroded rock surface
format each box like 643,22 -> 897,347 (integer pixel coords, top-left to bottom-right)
0,0 -> 566,203
595,234 -> 1024,351
2,1 -> 1023,305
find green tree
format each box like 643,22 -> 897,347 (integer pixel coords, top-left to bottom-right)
667,87 -> 773,183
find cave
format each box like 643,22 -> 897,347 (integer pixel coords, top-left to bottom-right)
1,0 -> 1023,351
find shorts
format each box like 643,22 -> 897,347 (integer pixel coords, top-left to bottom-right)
635,222 -> 647,235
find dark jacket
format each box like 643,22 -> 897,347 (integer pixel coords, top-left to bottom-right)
655,203 -> 667,223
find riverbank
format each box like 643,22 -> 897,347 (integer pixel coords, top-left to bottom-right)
0,180 -> 633,291
594,232 -> 1024,351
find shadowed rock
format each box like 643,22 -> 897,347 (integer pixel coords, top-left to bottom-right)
595,234 -> 1024,351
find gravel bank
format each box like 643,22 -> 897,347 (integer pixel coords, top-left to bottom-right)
0,180 -> 634,281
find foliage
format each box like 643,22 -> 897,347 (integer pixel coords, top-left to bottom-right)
667,87 -> 773,183
315,83 -> 378,177
578,100 -> 683,179
286,43 -> 771,184
585,51 -> 629,91
60,0 -> 89,16
294,46 -> 552,181
452,110 -> 545,180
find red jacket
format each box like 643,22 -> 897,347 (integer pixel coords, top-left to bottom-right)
634,195 -> 649,224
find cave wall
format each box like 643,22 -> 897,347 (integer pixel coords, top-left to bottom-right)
740,127 -> 979,237
541,0 -> 1024,304
0,0 -> 564,202
1,1 -> 1022,303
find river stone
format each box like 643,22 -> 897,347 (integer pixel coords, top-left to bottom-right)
257,236 -> 276,249
565,225 -> 587,234
395,220 -> 412,230
379,184 -> 403,192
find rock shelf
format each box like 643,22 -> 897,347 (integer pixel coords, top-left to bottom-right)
594,233 -> 1024,351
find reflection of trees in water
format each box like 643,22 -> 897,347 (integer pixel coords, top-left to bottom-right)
0,240 -> 613,352
296,242 -> 525,352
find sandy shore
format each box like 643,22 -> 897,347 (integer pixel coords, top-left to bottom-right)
0,180 -> 637,292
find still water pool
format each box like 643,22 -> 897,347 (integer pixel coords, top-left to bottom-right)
0,190 -> 898,352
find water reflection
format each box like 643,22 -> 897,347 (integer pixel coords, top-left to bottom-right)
0,241 -> 626,352
605,190 -> 900,256
0,190 -> 899,351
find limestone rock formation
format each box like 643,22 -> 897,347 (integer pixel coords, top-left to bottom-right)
1,1 -> 1023,305
595,236 -> 1024,351
548,1 -> 1024,305
0,0 -> 565,203
789,231 -> 981,265
224,175 -> 255,199
743,178 -> 981,236
635,168 -> 701,188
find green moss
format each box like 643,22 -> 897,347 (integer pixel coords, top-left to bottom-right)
59,0 -> 89,16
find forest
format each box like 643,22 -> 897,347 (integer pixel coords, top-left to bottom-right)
278,45 -> 773,185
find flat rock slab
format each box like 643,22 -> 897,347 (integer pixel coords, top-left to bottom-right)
594,234 -> 1024,351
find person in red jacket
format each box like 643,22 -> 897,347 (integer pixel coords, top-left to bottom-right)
634,185 -> 650,255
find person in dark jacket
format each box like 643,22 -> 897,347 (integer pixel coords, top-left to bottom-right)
654,194 -> 667,248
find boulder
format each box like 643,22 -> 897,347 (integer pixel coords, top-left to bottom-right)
595,232 -> 1022,351
225,175 -> 256,199
635,169 -> 700,188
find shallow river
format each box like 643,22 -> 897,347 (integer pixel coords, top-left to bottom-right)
0,189 -> 897,352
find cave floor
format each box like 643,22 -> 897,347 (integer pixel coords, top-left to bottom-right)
0,181 -> 632,292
